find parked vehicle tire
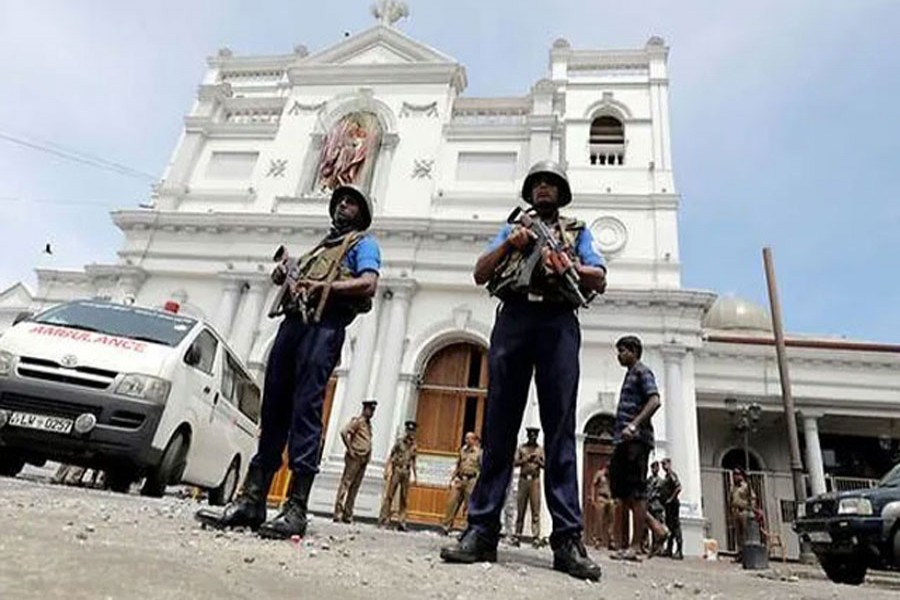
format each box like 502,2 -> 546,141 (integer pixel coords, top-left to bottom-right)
141,431 -> 189,498
105,468 -> 134,493
208,456 -> 240,506
820,554 -> 867,585
0,453 -> 25,477
893,528 -> 900,568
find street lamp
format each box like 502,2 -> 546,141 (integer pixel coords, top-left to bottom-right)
724,397 -> 767,570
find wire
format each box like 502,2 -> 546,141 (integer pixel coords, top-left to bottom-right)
0,131 -> 157,182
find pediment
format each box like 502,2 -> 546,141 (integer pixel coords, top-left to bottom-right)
0,282 -> 33,308
303,25 -> 456,66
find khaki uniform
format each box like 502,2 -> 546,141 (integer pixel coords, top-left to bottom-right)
514,443 -> 544,538
591,468 -> 614,548
333,415 -> 372,521
442,444 -> 482,531
379,436 -> 417,526
730,480 -> 754,555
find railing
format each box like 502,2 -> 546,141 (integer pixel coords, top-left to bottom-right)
589,143 -> 625,166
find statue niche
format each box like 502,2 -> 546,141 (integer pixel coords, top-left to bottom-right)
315,111 -> 383,194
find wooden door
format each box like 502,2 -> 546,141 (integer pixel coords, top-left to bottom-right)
581,414 -> 615,544
267,376 -> 338,504
407,343 -> 488,525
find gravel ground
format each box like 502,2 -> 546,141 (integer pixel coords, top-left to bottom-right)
1,476 -> 898,600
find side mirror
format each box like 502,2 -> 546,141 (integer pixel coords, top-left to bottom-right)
12,311 -> 33,326
184,345 -> 201,367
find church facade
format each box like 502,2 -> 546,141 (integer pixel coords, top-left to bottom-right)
5,12 -> 899,559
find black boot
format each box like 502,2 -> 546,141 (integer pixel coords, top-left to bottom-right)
440,527 -> 498,563
195,463 -> 272,530
258,471 -> 314,539
552,535 -> 602,581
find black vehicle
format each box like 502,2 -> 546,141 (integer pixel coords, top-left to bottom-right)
794,463 -> 900,585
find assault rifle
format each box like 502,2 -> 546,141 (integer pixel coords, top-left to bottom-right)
267,245 -> 305,320
507,206 -> 596,308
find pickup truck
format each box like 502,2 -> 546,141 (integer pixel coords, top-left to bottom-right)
794,463 -> 900,585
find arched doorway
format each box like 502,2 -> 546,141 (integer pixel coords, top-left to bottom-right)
719,447 -> 767,553
407,342 -> 488,525
720,447 -> 762,473
582,413 -> 615,544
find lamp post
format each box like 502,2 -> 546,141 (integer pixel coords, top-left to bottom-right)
725,397 -> 768,570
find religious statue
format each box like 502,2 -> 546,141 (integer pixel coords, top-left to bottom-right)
316,112 -> 382,193
370,0 -> 409,26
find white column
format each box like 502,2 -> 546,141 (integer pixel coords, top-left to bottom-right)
212,278 -> 242,339
371,280 -> 416,460
325,297 -> 382,462
662,346 -> 700,516
229,278 -> 267,362
803,413 -> 827,496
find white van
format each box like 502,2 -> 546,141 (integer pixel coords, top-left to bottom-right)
0,299 -> 260,505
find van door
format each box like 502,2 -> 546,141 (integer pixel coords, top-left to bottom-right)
179,328 -> 220,486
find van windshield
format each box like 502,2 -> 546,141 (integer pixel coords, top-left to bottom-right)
30,300 -> 197,348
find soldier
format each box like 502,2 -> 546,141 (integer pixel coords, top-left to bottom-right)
589,464 -> 614,550
661,457 -> 683,559
440,160 -> 607,581
646,460 -> 665,554
442,432 -> 482,534
333,399 -> 377,523
730,468 -> 755,562
513,427 -> 544,546
610,335 -> 669,562
379,420 -> 418,531
195,185 -> 381,539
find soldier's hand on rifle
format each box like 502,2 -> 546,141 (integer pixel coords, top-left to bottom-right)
541,247 -> 573,275
292,279 -> 325,299
507,226 -> 537,250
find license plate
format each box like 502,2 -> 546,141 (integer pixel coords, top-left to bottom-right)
8,411 -> 73,434
809,531 -> 832,543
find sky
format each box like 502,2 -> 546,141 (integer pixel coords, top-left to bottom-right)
0,0 -> 898,341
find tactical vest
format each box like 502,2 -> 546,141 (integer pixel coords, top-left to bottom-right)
294,232 -> 373,318
487,215 -> 586,306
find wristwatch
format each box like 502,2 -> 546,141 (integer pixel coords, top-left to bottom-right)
627,423 -> 638,434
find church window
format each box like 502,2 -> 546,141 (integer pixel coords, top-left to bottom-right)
589,116 -> 625,166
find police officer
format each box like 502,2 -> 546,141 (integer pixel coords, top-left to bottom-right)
730,468 -> 755,562
333,399 -> 377,523
379,420 -> 418,531
195,185 -> 381,539
514,427 -> 544,546
440,161 -> 607,581
661,457 -> 683,559
590,465 -> 614,550
646,460 -> 665,553
442,432 -> 482,534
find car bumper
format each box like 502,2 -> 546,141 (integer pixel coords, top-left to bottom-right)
0,376 -> 164,470
795,516 -> 884,555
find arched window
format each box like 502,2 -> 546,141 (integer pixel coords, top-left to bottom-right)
589,115 -> 625,166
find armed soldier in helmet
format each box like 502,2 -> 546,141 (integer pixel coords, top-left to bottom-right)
196,185 -> 381,540
440,161 -> 607,581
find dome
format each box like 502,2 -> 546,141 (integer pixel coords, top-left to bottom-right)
703,295 -> 772,332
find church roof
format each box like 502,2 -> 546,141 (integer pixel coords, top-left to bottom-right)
703,294 -> 772,333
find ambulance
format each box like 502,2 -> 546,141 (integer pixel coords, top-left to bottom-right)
0,299 -> 260,504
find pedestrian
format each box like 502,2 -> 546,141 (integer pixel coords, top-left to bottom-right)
609,335 -> 668,562
379,420 -> 418,531
195,184 -> 381,539
442,432 -> 482,534
513,427 -> 544,546
440,160 -> 607,581
646,460 -> 665,553
590,464 -> 614,550
333,399 -> 377,523
730,468 -> 755,562
661,457 -> 683,559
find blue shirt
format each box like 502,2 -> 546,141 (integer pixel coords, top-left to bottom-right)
344,235 -> 381,276
487,223 -> 606,269
613,361 -> 659,446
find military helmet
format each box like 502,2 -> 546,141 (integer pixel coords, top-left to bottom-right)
362,399 -> 378,408
404,420 -> 417,431
520,160 -> 572,207
329,184 -> 373,230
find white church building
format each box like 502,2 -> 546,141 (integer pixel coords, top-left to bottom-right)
3,6 -> 899,558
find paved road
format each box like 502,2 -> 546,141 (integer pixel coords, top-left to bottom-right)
0,476 -> 897,600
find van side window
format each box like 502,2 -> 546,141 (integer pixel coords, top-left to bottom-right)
222,352 -> 261,423
185,329 -> 218,375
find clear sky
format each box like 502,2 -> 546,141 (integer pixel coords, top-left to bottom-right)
1,0 -> 898,341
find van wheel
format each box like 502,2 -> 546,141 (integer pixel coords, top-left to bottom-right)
141,431 -> 189,498
105,469 -> 134,493
820,554 -> 867,585
208,457 -> 240,506
0,453 -> 25,477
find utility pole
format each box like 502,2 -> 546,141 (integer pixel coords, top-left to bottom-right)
762,247 -> 815,563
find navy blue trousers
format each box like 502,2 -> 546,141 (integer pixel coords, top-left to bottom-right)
467,299 -> 583,547
250,314 -> 346,477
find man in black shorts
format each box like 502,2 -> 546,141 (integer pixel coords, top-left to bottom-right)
610,335 -> 667,560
